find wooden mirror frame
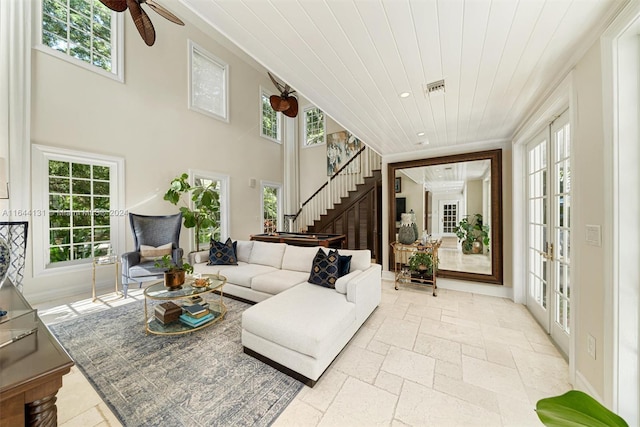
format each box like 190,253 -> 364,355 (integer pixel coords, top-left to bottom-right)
388,149 -> 503,285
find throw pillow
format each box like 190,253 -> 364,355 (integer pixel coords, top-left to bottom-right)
140,242 -> 173,262
308,248 -> 339,288
330,250 -> 352,277
208,238 -> 238,265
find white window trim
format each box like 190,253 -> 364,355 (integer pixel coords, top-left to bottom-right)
188,169 -> 230,251
260,86 -> 282,144
31,144 -> 125,277
33,0 -> 124,82
260,180 -> 282,233
188,40 -> 229,123
302,105 -> 326,147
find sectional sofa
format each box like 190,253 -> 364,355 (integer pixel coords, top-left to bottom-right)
189,240 -> 382,386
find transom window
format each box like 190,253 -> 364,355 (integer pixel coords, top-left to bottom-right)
303,106 -> 325,146
260,88 -> 282,143
38,0 -> 123,80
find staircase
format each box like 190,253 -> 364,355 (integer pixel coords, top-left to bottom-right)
292,146 -> 382,260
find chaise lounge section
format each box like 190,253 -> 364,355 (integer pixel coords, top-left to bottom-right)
189,240 -> 382,386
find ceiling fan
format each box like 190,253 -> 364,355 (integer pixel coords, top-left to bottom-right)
98,0 -> 184,46
268,72 -> 298,118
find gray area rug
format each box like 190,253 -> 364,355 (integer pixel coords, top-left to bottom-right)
49,297 -> 303,426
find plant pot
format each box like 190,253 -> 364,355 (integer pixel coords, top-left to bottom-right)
472,240 -> 483,254
164,270 -> 185,289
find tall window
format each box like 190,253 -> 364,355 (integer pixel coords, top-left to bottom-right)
191,171 -> 230,249
261,88 -> 282,143
189,40 -> 229,122
261,182 -> 282,233
303,106 -> 325,146
37,0 -> 123,80
32,145 -> 124,274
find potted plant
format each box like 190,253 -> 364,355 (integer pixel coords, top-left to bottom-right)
454,213 -> 490,254
407,251 -> 436,277
163,173 -> 220,252
154,254 -> 193,289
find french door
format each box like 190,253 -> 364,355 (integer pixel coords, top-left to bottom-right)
526,110 -> 571,355
439,200 -> 459,235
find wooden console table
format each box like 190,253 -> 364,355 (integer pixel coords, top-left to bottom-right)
251,232 -> 346,249
0,281 -> 73,426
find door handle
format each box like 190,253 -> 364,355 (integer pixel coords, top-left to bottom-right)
540,243 -> 554,260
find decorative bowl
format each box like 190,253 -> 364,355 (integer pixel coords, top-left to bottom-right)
192,277 -> 210,288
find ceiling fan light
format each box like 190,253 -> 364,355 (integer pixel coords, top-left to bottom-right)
269,95 -> 290,112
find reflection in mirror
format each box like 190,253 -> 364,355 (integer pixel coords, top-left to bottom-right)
395,160 -> 491,275
388,150 -> 502,285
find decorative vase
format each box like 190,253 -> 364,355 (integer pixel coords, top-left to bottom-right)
398,213 -> 416,244
0,238 -> 10,288
410,210 -> 419,242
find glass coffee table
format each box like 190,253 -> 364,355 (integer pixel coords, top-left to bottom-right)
143,274 -> 227,335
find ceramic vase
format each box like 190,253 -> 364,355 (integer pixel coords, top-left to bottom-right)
398,213 -> 416,244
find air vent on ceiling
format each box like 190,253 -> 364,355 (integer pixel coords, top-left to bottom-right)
426,79 -> 445,95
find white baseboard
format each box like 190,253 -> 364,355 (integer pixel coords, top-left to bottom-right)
575,370 -> 604,404
382,271 -> 514,299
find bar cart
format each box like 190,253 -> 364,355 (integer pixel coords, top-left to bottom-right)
391,240 -> 441,296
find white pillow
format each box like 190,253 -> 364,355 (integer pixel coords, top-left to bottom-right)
140,242 -> 172,262
234,240 -> 254,263
248,241 -> 286,268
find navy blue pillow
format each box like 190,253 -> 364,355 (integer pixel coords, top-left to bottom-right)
308,248 -> 339,288
208,238 -> 238,265
330,250 -> 352,277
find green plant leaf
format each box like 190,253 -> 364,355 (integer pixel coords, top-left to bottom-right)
536,391 -> 628,427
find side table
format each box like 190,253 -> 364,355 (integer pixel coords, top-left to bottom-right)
92,255 -> 121,302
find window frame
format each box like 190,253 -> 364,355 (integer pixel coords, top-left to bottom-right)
33,0 -> 124,82
302,105 -> 326,147
260,181 -> 282,233
188,40 -> 230,123
188,169 -> 230,251
259,86 -> 282,144
31,144 -> 125,276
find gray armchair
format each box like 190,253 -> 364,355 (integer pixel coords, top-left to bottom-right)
121,213 -> 183,297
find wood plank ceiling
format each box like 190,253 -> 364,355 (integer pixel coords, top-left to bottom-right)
180,0 -> 625,156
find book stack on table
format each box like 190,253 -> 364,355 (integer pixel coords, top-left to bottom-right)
179,303 -> 213,327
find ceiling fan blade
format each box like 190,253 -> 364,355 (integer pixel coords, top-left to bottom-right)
270,95 -> 290,112
282,96 -> 298,118
98,0 -> 127,12
267,72 -> 285,94
144,0 -> 185,26
127,0 -> 156,46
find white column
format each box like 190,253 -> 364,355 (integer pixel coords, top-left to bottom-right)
283,114 -> 299,229
0,0 -> 31,217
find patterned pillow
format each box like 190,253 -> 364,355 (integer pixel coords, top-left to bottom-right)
208,238 -> 238,266
308,248 -> 339,288
330,250 -> 352,277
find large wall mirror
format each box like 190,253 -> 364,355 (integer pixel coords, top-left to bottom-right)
388,149 -> 503,284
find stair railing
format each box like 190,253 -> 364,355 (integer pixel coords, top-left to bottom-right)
292,145 -> 381,231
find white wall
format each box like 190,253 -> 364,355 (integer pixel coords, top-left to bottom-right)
23,10 -> 285,302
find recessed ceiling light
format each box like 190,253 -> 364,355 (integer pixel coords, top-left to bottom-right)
399,92 -> 411,98
417,132 -> 425,137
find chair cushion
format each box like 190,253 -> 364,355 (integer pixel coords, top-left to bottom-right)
250,270 -> 308,295
242,282 -> 355,358
139,243 -> 172,262
248,241 -> 286,268
208,238 -> 238,265
308,248 -> 339,288
128,261 -> 165,278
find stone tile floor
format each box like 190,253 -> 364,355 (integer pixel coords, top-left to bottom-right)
36,279 -> 570,426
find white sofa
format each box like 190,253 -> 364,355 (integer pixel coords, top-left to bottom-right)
189,240 -> 382,386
